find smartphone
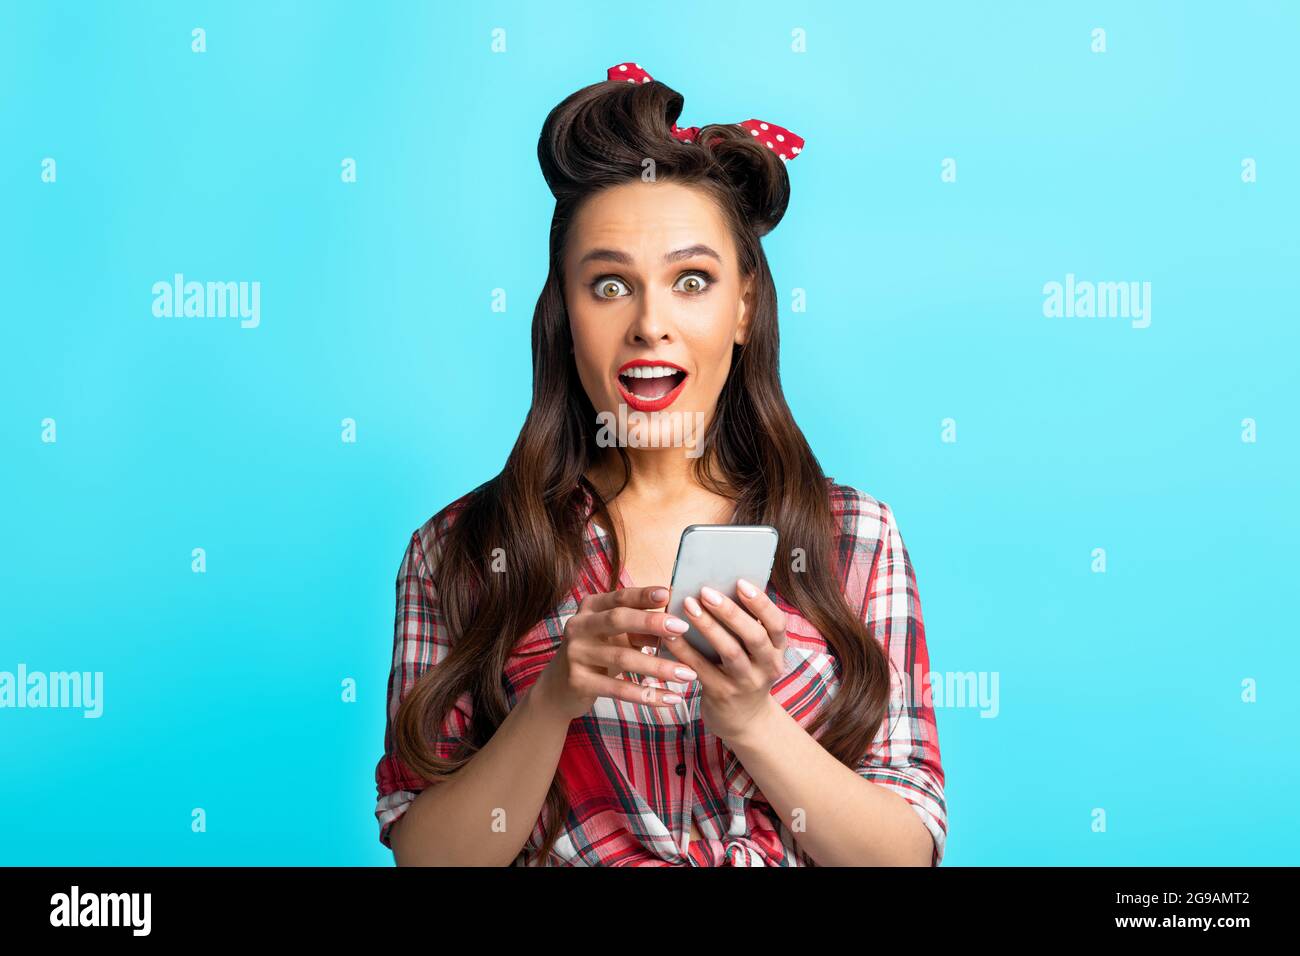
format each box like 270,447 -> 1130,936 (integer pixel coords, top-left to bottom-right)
658,524 -> 780,665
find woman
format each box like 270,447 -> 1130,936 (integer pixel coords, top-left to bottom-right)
374,62 -> 947,866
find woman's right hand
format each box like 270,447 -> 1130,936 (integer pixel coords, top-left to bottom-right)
533,586 -> 698,720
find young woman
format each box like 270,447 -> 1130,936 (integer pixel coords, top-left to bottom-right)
374,62 -> 947,867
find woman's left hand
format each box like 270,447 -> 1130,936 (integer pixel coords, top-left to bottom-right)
664,578 -> 789,743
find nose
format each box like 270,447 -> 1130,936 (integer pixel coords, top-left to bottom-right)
626,287 -> 674,345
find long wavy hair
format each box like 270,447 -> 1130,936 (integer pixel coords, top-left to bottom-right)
393,72 -> 893,864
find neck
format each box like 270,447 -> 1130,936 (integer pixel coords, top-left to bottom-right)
588,447 -> 729,505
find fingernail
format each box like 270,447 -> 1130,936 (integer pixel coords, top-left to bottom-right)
650,587 -> 668,602
737,578 -> 757,598
674,666 -> 698,681
664,616 -> 689,633
662,693 -> 682,704
700,585 -> 723,606
684,595 -> 703,617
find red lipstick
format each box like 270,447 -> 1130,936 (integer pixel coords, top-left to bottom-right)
615,359 -> 689,413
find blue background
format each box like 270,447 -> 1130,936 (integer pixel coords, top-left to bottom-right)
2,0 -> 1296,865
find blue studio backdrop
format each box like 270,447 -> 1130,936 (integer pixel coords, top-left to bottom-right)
2,0 -> 1296,865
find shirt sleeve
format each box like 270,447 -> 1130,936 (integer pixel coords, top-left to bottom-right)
374,527 -> 475,850
854,501 -> 948,866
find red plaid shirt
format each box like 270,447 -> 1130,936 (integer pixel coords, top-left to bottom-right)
375,478 -> 947,865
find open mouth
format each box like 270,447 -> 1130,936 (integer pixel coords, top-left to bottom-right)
616,362 -> 689,411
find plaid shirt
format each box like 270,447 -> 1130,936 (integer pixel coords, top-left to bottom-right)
375,478 -> 947,866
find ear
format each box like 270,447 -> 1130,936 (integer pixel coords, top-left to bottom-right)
734,273 -> 756,346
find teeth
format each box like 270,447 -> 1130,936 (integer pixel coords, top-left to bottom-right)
621,366 -> 680,379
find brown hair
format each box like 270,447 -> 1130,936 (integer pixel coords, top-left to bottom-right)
393,73 -> 892,863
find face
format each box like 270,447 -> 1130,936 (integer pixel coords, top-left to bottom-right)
564,180 -> 754,454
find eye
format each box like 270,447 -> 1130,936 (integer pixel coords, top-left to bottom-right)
674,270 -> 713,295
592,276 -> 630,300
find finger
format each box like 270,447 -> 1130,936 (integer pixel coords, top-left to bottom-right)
600,646 -> 701,687
604,605 -> 690,644
567,588 -> 672,644
655,612 -> 727,688
581,585 -> 671,614
735,579 -> 788,648
698,585 -> 772,659
682,593 -> 752,677
585,674 -> 684,708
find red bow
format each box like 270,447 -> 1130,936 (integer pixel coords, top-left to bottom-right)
606,62 -> 805,162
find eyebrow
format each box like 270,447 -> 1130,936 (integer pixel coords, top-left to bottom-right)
577,243 -> 723,267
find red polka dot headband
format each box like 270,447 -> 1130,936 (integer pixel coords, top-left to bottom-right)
606,62 -> 805,162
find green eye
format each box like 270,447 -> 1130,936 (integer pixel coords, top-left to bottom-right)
594,277 -> 630,299
674,271 -> 713,294
590,270 -> 714,301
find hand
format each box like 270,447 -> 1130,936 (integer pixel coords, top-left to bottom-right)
665,578 -> 789,743
534,586 -> 700,721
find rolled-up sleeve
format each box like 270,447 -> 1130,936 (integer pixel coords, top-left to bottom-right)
854,501 -> 948,866
374,527 -> 474,849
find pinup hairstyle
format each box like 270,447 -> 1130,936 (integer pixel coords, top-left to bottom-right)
394,75 -> 893,863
